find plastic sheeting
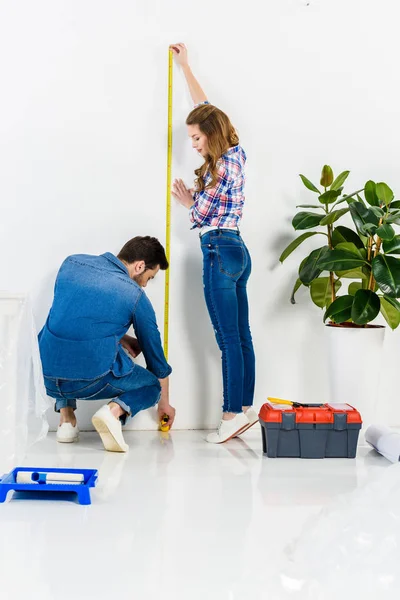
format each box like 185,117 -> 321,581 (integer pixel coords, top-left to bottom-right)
260,463 -> 400,599
0,293 -> 50,473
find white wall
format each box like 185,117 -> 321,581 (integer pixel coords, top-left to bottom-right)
1,0 -> 400,431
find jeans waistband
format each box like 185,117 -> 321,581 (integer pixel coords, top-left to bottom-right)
199,228 -> 241,239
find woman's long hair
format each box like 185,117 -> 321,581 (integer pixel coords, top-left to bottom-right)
186,104 -> 239,192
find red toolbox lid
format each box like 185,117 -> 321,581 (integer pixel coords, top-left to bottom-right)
259,402 -> 362,424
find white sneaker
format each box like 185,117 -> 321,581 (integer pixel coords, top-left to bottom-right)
92,405 -> 129,453
206,413 -> 250,444
235,407 -> 259,437
57,422 -> 79,443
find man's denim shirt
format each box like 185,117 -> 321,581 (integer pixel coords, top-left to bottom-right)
39,253 -> 172,381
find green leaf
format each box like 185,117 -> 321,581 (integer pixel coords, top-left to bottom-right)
369,206 -> 385,219
383,296 -> 400,311
380,297 -> 400,329
299,246 -> 330,285
348,282 -> 362,295
386,210 -> 400,224
324,295 -> 354,323
363,222 -> 378,235
372,255 -> 400,297
310,277 -> 342,309
376,182 -> 394,206
319,190 -> 341,205
349,201 -> 379,236
332,226 -> 365,249
335,242 -> 366,258
318,249 -> 367,272
364,180 -> 379,207
335,268 -> 369,281
299,174 -> 320,194
376,224 -> 395,241
383,235 -> 400,255
320,165 -> 334,188
351,289 -> 380,325
320,208 -> 349,225
279,232 -> 326,263
349,202 -> 370,235
290,278 -> 303,304
390,201 -> 400,209
333,189 -> 365,207
331,171 -> 350,191
296,204 -> 324,209
292,211 -> 324,231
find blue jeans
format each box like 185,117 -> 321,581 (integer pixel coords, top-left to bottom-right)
201,230 -> 255,413
44,363 -> 161,424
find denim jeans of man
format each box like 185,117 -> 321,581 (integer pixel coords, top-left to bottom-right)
201,229 -> 255,413
44,362 -> 161,425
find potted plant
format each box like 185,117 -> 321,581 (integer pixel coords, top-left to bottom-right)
280,165 -> 400,425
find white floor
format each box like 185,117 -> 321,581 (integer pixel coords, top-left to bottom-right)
0,428 -> 399,600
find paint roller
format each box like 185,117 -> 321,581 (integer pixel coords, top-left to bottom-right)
365,425 -> 400,463
16,471 -> 84,485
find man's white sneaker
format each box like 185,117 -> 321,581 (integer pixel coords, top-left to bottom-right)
206,412 -> 250,444
92,405 -> 129,453
56,422 -> 79,443
235,407 -> 259,437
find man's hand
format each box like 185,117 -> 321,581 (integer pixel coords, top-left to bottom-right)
158,377 -> 175,428
158,402 -> 176,429
120,335 -> 142,358
170,43 -> 189,68
172,179 -> 194,209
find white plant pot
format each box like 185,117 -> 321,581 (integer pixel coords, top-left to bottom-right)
326,324 -> 386,432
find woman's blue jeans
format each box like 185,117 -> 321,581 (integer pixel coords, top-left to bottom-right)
200,230 -> 255,413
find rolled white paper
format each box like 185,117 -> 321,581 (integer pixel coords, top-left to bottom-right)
365,425 -> 400,463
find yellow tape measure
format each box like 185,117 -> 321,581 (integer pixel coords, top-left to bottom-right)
163,49 -> 173,361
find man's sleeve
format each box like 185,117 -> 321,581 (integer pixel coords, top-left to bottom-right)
132,293 -> 172,379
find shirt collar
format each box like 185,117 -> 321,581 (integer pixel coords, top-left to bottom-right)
225,145 -> 240,156
101,252 -> 129,275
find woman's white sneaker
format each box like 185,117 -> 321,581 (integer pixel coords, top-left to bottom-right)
56,422 -> 79,443
206,413 -> 250,444
235,407 -> 259,437
92,405 -> 129,453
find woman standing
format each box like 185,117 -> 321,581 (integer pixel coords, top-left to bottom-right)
171,44 -> 257,443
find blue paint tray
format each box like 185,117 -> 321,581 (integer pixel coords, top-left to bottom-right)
0,467 -> 98,505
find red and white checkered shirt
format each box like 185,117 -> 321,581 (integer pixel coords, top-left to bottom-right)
189,144 -> 247,229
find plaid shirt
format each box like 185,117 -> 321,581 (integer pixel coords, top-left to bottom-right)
189,145 -> 247,229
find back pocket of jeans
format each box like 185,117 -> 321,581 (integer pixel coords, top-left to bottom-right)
216,245 -> 245,277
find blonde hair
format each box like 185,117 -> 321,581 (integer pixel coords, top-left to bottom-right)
186,104 -> 239,192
